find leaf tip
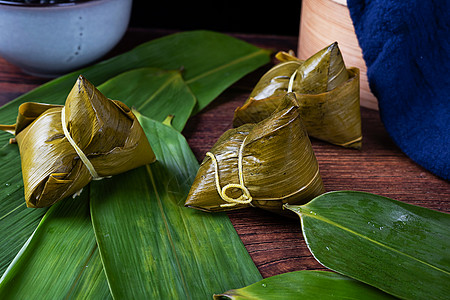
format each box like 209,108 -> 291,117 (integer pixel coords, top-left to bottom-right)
162,115 -> 175,127
283,203 -> 303,216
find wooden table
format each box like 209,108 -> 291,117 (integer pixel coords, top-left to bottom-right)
1,28 -> 448,279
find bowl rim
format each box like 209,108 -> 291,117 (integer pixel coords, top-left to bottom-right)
0,0 -> 103,8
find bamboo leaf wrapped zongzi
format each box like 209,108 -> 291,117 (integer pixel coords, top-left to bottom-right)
185,92 -> 325,214
0,75 -> 155,208
233,42 -> 362,149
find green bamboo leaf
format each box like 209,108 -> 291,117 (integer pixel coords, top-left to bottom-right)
0,143 -> 47,276
90,115 -> 262,299
0,189 -> 111,299
0,30 -> 270,128
98,68 -> 196,132
285,191 -> 450,300
0,30 -> 269,276
215,270 -> 397,299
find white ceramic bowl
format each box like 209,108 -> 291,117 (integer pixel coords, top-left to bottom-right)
0,0 -> 133,77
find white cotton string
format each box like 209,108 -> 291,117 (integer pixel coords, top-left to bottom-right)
207,136 -> 321,205
61,107 -> 102,180
206,136 -> 252,208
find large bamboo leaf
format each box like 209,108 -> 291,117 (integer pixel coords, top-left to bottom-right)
0,30 -> 270,128
0,143 -> 48,276
90,114 -> 262,299
215,270 -> 397,299
285,191 -> 450,300
98,67 -> 196,131
0,30 -> 269,277
0,189 -> 111,299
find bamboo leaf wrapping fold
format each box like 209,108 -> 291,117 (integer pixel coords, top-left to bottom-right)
214,270 -> 397,300
285,191 -> 450,300
90,115 -> 262,299
185,93 -> 325,214
233,43 -> 362,149
0,30 -> 270,277
3,76 -> 156,208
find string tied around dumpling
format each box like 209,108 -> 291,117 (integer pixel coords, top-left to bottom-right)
206,136 -> 253,208
61,107 -> 104,181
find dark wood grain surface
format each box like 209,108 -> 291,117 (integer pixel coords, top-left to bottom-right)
1,28 -> 448,279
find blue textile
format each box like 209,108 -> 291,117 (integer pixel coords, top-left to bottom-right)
347,0 -> 450,180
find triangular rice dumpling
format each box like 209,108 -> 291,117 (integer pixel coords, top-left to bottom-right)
0,75 -> 156,208
185,92 -> 325,215
233,42 -> 362,149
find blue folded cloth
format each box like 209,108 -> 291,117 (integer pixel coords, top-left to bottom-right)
347,0 -> 450,180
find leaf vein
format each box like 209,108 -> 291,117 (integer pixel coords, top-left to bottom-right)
302,210 -> 450,275
146,164 -> 192,299
185,50 -> 268,85
137,73 -> 178,111
0,202 -> 26,221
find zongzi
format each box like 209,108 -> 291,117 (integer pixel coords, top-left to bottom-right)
185,92 -> 325,214
0,75 -> 156,208
233,42 -> 362,149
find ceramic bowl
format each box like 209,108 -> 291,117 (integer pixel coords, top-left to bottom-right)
0,0 -> 133,77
